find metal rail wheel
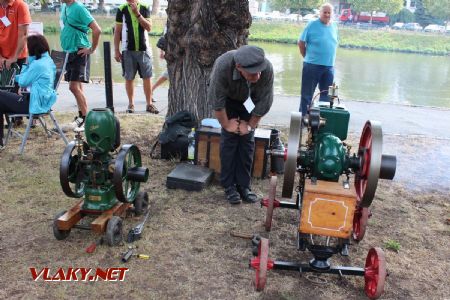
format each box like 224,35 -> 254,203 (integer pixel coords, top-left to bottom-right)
364,247 -> 387,299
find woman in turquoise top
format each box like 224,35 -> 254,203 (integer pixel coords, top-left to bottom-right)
298,3 -> 339,115
0,34 -> 56,149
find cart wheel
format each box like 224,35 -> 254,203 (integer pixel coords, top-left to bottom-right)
255,238 -> 269,291
265,176 -> 277,231
352,206 -> 369,242
105,216 -> 123,246
355,121 -> 383,207
364,247 -> 387,299
53,210 -> 71,240
134,191 -> 149,216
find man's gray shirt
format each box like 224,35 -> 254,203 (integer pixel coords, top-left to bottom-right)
208,50 -> 274,117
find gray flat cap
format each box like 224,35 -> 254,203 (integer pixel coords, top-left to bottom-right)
234,45 -> 267,73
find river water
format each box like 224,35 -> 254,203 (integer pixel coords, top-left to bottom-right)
45,34 -> 450,108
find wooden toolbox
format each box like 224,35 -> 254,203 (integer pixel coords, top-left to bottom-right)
194,126 -> 271,179
299,180 -> 357,239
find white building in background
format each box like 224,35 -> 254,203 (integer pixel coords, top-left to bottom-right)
249,0 -> 259,14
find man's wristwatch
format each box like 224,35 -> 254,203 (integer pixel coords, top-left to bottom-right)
247,125 -> 255,132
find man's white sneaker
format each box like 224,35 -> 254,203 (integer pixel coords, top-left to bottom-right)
62,117 -> 84,133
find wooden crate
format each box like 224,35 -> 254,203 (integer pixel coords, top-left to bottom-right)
299,180 -> 356,239
195,126 -> 271,179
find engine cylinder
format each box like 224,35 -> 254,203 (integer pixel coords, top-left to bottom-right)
84,108 -> 117,153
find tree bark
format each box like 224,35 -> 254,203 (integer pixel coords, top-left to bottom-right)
165,0 -> 251,122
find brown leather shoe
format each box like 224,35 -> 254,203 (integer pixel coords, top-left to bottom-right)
146,104 -> 159,114
126,104 -> 135,113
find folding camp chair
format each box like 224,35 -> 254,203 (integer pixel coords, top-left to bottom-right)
4,50 -> 69,154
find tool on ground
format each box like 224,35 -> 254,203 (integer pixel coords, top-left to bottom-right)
85,237 -> 104,254
127,209 -> 151,243
230,231 -> 255,239
121,249 -> 150,262
252,84 -> 397,300
121,249 -> 134,262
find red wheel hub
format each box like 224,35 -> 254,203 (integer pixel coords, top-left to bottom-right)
364,247 -> 387,299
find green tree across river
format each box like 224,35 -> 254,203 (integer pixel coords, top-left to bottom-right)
32,13 -> 449,56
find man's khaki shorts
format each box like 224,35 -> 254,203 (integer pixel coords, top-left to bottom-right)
121,50 -> 153,80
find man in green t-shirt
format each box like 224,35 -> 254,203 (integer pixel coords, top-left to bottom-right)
60,0 -> 101,131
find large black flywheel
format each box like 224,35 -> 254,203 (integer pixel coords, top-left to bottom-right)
60,141 -> 88,198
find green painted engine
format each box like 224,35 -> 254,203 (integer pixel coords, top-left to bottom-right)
310,104 -> 350,181
281,99 -> 397,208
59,108 -> 149,212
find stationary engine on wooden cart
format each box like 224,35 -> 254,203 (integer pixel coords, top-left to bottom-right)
53,108 -> 149,246
251,87 -> 397,299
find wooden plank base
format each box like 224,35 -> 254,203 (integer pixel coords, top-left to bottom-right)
57,201 -> 131,234
91,203 -> 131,234
57,200 -> 83,230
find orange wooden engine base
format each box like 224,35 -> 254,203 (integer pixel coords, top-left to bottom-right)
299,180 -> 357,239
56,201 -> 131,234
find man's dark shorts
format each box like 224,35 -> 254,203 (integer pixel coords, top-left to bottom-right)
65,52 -> 90,83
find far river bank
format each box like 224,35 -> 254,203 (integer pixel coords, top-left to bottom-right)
31,13 -> 450,56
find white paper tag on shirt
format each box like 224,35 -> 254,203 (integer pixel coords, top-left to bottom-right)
59,19 -> 64,29
1,16 -> 11,27
243,97 -> 255,113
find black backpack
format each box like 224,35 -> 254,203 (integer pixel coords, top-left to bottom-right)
151,111 -> 197,160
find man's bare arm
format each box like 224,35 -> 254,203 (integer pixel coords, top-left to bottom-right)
5,24 -> 28,69
77,21 -> 102,56
114,23 -> 123,62
298,40 -> 306,58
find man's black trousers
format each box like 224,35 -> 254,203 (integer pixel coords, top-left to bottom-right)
220,128 -> 255,189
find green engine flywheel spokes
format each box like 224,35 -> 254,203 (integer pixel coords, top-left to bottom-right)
113,144 -> 142,203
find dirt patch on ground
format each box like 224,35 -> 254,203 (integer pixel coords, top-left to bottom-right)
0,113 -> 448,299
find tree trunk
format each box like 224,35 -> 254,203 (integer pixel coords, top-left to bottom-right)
151,0 -> 160,15
165,0 -> 251,122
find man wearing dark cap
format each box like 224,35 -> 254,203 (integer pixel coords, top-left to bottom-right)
208,45 -> 274,204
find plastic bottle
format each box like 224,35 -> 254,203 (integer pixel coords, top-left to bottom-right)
187,128 -> 195,163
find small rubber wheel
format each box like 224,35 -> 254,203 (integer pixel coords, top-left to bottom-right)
134,191 -> 149,216
105,216 -> 123,246
353,206 -> 370,242
53,210 -> 71,240
255,238 -> 269,291
364,247 -> 387,299
265,176 -> 277,232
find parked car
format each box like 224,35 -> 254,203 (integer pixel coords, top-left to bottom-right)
392,22 -> 404,30
28,2 -> 41,12
288,14 -> 302,22
303,13 -> 318,22
424,24 -> 445,33
84,4 -> 97,12
404,23 -> 423,31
